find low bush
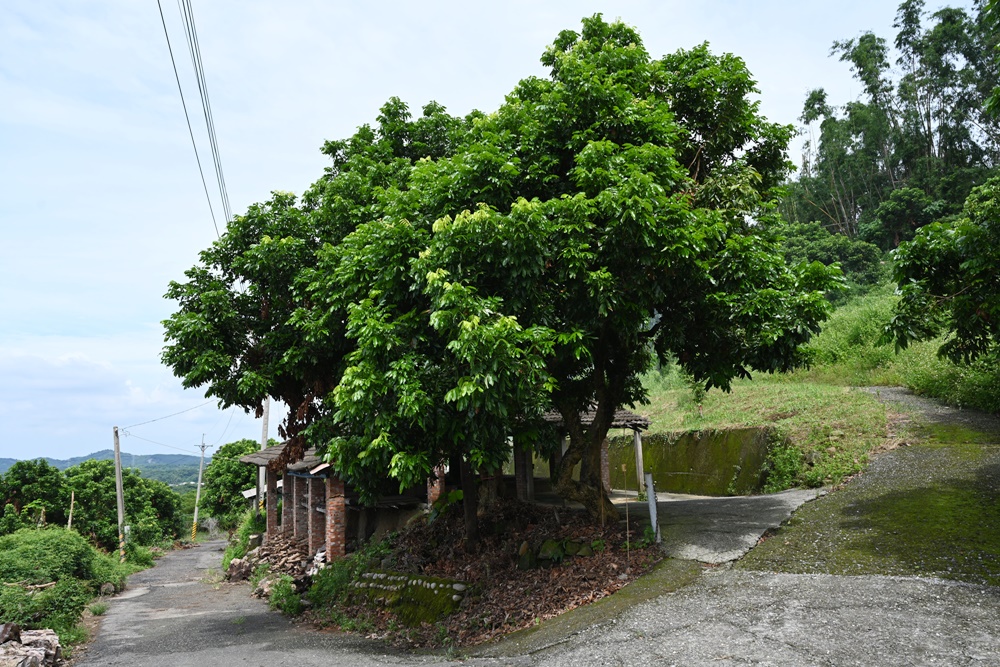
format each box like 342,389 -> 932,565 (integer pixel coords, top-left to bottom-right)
268,574 -> 302,616
0,528 -> 96,584
222,510 -> 266,570
308,538 -> 392,612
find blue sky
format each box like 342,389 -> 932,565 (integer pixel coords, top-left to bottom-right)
0,1 -> 964,460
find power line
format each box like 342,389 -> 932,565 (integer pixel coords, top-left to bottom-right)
120,430 -> 241,462
176,0 -> 232,225
156,0 -> 221,238
121,400 -> 214,430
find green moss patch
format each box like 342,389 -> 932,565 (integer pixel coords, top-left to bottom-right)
738,441 -> 1000,587
609,428 -> 780,496
351,570 -> 468,626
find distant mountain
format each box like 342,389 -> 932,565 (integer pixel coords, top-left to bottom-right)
0,450 -> 210,486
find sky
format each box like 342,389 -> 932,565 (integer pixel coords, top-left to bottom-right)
0,1 -> 966,461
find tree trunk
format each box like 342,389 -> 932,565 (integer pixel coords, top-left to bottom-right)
554,424 -> 618,522
460,457 -> 479,550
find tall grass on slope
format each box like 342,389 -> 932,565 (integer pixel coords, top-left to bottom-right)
641,371 -> 888,489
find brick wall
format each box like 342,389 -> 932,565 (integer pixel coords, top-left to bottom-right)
326,477 -> 346,560
293,476 -> 308,540
280,473 -> 292,534
308,477 -> 325,556
427,466 -> 446,505
265,468 -> 278,543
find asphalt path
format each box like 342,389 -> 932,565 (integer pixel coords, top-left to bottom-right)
75,540 -> 454,667
78,387 -> 1000,666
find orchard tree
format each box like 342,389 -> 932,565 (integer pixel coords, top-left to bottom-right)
0,459 -> 68,526
63,460 -> 180,551
199,438 -> 274,530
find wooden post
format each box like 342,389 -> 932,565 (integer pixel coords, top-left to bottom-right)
633,430 -> 644,490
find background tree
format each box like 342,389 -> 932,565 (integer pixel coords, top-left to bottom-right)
784,0 -> 1000,249
0,459 -> 68,526
63,460 -> 180,551
889,175 -> 1000,364
199,438 -> 273,531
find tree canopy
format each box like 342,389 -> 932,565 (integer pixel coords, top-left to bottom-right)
199,438 -> 275,530
162,15 -> 838,523
889,175 -> 1000,363
783,0 -> 1000,249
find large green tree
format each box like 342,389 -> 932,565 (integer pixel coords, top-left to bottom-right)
163,16 -> 837,524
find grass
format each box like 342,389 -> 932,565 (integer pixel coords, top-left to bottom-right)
641,372 -> 888,488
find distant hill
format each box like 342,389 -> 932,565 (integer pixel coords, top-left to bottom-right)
0,450 -> 209,486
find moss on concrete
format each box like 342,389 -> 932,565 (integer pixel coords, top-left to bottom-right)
738,436 -> 1000,587
608,428 -> 779,496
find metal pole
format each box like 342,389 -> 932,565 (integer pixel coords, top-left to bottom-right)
192,436 -> 207,541
645,472 -> 661,544
113,426 -> 126,563
633,430 -> 645,490
67,491 -> 74,530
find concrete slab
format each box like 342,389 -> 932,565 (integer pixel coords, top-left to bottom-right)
656,488 -> 824,563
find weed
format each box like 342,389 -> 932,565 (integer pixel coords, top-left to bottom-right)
268,574 -> 303,616
591,539 -> 606,553
88,602 -> 108,616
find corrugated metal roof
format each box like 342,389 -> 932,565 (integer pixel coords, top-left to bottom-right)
240,443 -> 323,472
542,406 -> 650,431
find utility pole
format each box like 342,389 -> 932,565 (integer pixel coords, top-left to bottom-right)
192,435 -> 208,542
113,426 -> 126,563
256,397 -> 270,516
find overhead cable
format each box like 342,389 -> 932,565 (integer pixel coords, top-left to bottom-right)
156,0 -> 221,238
176,0 -> 232,225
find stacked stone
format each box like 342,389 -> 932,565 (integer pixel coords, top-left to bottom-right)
0,624 -> 61,667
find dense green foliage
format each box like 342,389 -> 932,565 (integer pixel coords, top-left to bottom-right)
0,528 -> 134,644
199,439 -> 268,530
163,15 -> 837,524
0,458 -> 182,551
890,176 -> 1000,364
62,460 -> 181,551
783,0 -> 999,250
222,509 -> 266,570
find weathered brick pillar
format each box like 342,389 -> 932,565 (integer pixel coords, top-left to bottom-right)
308,477 -> 325,556
325,477 -> 346,560
601,438 -> 611,492
293,475 -> 308,540
265,467 -> 278,543
427,466 -> 446,505
280,473 -> 292,534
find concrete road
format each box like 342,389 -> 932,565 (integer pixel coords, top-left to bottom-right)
75,540 -> 454,667
492,568 -> 1000,666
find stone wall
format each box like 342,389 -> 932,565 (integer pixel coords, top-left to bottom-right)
608,427 -> 782,496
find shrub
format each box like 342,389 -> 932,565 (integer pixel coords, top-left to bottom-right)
268,574 -> 302,616
222,510 -> 266,570
308,538 -> 392,612
0,528 -> 96,584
